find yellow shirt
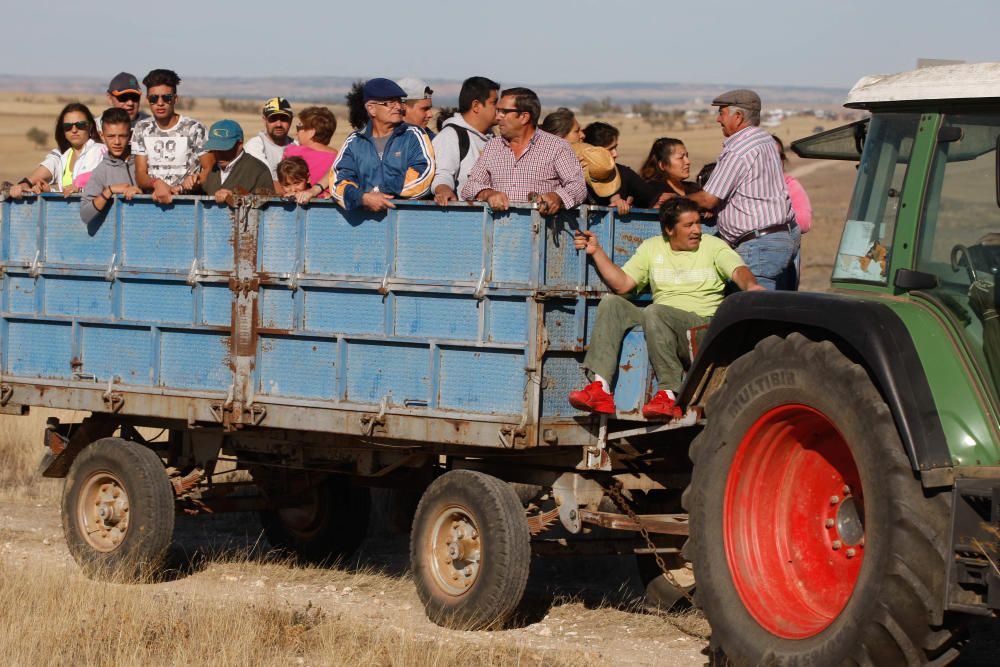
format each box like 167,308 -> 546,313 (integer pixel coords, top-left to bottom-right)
621,234 -> 746,318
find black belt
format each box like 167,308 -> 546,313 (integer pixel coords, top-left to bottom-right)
730,222 -> 797,248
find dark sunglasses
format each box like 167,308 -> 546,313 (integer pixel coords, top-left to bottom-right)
148,94 -> 175,104
266,114 -> 291,123
61,121 -> 90,132
114,93 -> 141,103
496,107 -> 522,115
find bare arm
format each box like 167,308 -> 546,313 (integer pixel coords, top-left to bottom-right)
732,265 -> 766,292
684,189 -> 720,210
574,230 -> 637,294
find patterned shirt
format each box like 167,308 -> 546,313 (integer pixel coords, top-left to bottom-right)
131,115 -> 208,186
461,129 -> 587,208
703,125 -> 795,243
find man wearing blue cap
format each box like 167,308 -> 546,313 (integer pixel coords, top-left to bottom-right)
199,119 -> 274,204
325,77 -> 435,212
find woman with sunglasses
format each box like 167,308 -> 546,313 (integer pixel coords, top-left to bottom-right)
9,102 -> 106,198
282,106 -> 338,191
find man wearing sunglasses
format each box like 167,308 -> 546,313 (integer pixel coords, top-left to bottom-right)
327,77 -> 434,212
461,87 -> 585,216
105,72 -> 149,125
244,97 -> 295,191
131,68 -> 210,204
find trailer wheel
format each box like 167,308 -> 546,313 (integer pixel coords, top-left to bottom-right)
410,470 -> 530,629
685,333 -> 959,665
62,437 -> 174,581
260,478 -> 370,564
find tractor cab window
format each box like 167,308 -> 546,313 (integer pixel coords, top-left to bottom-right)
915,113 -> 1000,391
833,113 -> 920,284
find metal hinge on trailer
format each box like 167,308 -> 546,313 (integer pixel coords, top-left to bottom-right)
102,377 -> 124,413
209,384 -> 267,430
360,395 -> 389,436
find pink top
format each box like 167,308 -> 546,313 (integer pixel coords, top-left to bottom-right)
784,173 -> 812,234
283,144 -> 337,188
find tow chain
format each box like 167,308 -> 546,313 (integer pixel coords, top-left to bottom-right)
606,482 -> 696,607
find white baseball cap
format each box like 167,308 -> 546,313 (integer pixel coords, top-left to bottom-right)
397,77 -> 434,100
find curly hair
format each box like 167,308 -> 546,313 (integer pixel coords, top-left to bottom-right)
297,106 -> 337,145
345,80 -> 368,131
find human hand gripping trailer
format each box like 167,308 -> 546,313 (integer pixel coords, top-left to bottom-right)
2,61 -> 999,665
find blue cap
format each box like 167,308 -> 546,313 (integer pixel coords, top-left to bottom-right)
363,77 -> 407,103
203,119 -> 243,151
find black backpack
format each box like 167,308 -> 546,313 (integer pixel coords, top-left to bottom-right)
447,124 -> 471,164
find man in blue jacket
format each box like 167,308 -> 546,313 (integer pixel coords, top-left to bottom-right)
332,78 -> 435,212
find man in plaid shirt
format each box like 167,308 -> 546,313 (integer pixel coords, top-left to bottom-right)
461,87 -> 586,215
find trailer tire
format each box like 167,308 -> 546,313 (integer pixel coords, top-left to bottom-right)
684,333 -> 959,665
62,437 -> 174,581
411,470 -> 530,629
636,553 -> 695,611
260,478 -> 370,564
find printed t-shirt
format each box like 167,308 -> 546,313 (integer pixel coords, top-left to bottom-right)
622,234 -> 746,318
131,115 -> 208,186
282,145 -> 337,186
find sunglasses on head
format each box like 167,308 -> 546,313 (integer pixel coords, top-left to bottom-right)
148,94 -> 175,104
61,120 -> 90,132
114,92 -> 141,103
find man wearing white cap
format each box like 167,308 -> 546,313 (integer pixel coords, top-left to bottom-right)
397,77 -> 435,137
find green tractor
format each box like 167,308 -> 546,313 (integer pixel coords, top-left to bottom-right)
680,63 -> 1000,664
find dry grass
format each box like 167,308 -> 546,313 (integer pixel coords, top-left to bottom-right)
0,558 -> 582,667
0,408 -> 78,504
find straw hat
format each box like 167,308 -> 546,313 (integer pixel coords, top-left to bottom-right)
572,143 -> 621,198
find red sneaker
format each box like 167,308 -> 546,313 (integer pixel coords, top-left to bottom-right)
642,390 -> 683,421
568,381 -> 616,414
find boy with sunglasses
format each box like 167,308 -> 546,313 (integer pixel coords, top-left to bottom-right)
131,69 -> 210,204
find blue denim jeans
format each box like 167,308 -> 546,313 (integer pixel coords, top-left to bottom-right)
736,226 -> 801,291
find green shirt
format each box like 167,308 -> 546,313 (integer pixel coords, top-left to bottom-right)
621,234 -> 746,318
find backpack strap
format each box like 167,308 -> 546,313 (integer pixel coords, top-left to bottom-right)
450,124 -> 471,164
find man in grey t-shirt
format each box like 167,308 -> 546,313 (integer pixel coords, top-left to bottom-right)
244,96 -> 295,190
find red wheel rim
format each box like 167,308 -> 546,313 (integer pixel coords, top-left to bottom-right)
723,404 -> 865,639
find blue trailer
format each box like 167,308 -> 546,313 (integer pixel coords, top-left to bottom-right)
2,192 -> 700,626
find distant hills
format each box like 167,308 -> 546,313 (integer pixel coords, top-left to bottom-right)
0,75 -> 850,109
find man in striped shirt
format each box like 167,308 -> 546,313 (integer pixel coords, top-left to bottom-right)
681,89 -> 800,290
461,87 -> 586,215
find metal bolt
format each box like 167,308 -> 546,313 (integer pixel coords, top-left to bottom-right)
842,485 -> 851,496
568,510 -> 577,520
830,496 -> 840,505
859,537 -> 865,546
832,540 -> 842,550
846,548 -> 856,558
825,519 -> 835,529
463,566 -> 473,577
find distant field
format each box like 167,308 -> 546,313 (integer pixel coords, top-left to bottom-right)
0,92 -> 855,291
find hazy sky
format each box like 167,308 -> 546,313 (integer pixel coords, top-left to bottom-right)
2,0 -> 997,89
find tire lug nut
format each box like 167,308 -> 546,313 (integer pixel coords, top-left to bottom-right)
830,495 -> 840,505
825,519 -> 835,529
846,548 -> 856,558
842,485 -> 851,496
859,537 -> 865,546
832,540 -> 842,550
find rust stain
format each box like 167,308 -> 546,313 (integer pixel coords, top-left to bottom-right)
621,362 -> 633,372
619,232 -> 643,244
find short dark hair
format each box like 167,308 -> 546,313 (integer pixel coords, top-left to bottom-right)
142,69 -> 181,91
55,102 -> 100,153
458,76 -> 500,113
100,107 -> 131,129
772,134 -> 787,162
583,122 -> 619,149
539,108 -> 576,138
500,87 -> 541,126
435,107 -> 457,132
277,156 -> 310,185
659,197 -> 701,233
298,106 -> 337,145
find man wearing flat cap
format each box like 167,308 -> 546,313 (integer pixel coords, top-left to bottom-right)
679,89 -> 799,290
328,77 -> 435,212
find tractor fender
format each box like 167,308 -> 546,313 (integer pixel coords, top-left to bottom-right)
681,290 -> 952,479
